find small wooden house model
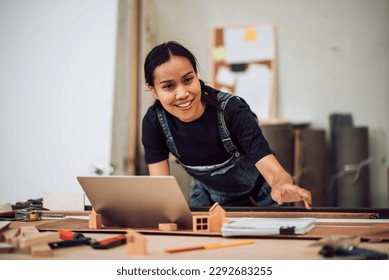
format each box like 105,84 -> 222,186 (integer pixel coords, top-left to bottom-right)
192,203 -> 230,232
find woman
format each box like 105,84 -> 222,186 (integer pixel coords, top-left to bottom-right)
142,41 -> 312,209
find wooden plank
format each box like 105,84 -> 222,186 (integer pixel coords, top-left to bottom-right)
0,242 -> 13,253
2,228 -> 20,244
127,0 -> 140,175
19,231 -> 60,249
20,226 -> 40,236
158,223 -> 177,231
30,243 -> 53,257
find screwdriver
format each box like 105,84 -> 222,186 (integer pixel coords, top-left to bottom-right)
49,229 -> 92,249
59,229 -> 87,240
90,235 -> 127,249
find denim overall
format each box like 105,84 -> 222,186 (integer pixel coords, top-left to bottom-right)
156,91 -> 277,207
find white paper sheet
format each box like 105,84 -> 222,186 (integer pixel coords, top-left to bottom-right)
222,217 -> 316,237
216,66 -> 236,87
235,64 -> 272,119
224,24 -> 275,64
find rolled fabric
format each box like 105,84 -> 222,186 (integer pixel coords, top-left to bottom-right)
261,123 -> 294,175
299,129 -> 327,207
333,126 -> 370,207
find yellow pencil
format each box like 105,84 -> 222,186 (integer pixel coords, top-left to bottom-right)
165,240 -> 255,253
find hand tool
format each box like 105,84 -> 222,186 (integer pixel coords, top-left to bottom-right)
49,229 -> 92,249
14,209 -> 42,221
90,235 -> 127,249
319,245 -> 388,260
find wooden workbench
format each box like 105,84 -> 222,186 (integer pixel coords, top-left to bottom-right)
1,208 -> 389,260
2,231 -> 389,260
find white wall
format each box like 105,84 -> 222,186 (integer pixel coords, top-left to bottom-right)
147,0 -> 389,207
0,0 -> 118,203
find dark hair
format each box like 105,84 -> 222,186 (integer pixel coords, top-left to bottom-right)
144,41 -> 220,110
144,41 -> 198,87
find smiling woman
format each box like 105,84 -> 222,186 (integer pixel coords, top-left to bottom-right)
141,41 -> 312,209
147,56 -> 205,122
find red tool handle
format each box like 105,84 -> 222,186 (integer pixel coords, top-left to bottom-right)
91,235 -> 127,249
59,229 -> 85,240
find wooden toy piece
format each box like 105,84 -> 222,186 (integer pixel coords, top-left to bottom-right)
126,230 -> 147,255
192,203 -> 231,233
158,223 -> 177,231
0,242 -> 13,253
2,228 -> 20,244
208,203 -> 230,232
192,215 -> 210,232
19,231 -> 60,249
89,208 -> 102,229
18,226 -> 58,257
30,243 -> 53,257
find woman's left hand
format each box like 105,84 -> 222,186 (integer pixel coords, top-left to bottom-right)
270,184 -> 312,209
256,155 -> 312,209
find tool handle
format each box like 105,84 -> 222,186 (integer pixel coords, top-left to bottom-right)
49,238 -> 91,249
58,229 -> 85,240
91,235 -> 127,249
320,245 -> 389,260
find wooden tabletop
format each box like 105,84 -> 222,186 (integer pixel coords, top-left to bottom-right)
1,210 -> 389,260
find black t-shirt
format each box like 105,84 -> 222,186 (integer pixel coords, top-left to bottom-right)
142,92 -> 273,166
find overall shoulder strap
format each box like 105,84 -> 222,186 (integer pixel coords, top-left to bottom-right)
216,92 -> 239,155
155,106 -> 180,158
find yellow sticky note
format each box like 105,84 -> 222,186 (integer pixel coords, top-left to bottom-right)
212,46 -> 225,62
244,29 -> 256,42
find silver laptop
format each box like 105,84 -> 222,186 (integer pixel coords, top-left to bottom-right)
77,175 -> 193,229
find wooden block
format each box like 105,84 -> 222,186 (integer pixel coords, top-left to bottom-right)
11,236 -> 21,248
20,226 -> 40,236
17,225 -> 56,256
0,221 -> 10,237
209,203 -> 229,232
0,242 -> 13,253
89,209 -> 102,229
30,244 -> 53,257
2,228 -> 20,244
126,230 -> 147,255
19,232 -> 60,248
158,223 -> 177,231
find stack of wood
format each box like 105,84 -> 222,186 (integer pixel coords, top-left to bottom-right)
0,223 -> 60,257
